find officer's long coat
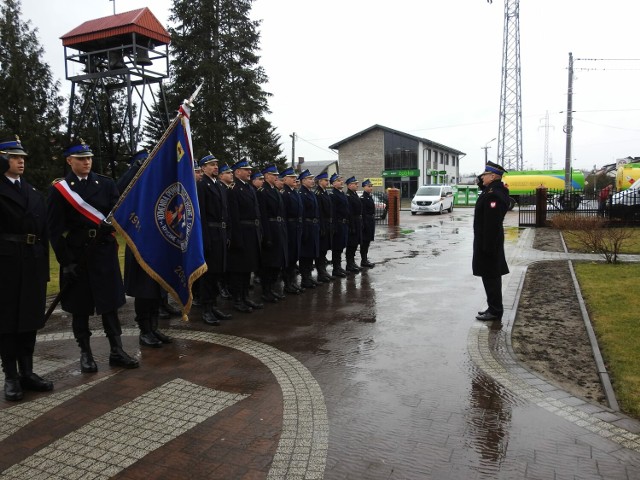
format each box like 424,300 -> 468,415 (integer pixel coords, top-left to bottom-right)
361,191 -> 376,243
257,182 -> 287,269
472,180 -> 510,278
315,186 -> 333,255
0,177 -> 49,333
299,184 -> 320,259
197,174 -> 229,274
346,189 -> 363,248
331,187 -> 349,252
48,171 -> 126,315
282,184 -> 303,265
227,179 -> 262,272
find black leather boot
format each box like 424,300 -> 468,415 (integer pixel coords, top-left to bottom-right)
346,255 -> 361,273
300,269 -> 316,289
243,288 -> 264,310
4,377 -> 23,401
218,281 -> 232,300
202,304 -> 221,325
151,314 -> 173,344
332,261 -> 347,278
108,336 -> 139,369
138,315 -> 162,348
18,356 -> 53,392
77,337 -> 98,373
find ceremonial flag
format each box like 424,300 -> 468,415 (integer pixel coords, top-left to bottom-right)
110,101 -> 207,317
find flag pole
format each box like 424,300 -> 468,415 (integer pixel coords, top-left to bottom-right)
107,82 -> 204,220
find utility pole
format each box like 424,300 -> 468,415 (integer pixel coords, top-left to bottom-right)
290,132 -> 296,170
539,111 -> 554,170
564,52 -> 574,189
482,138 -> 496,163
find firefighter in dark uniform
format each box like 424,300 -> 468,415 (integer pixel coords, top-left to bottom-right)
345,176 -> 363,273
256,164 -> 288,303
118,150 -> 172,347
227,159 -> 263,312
314,172 -> 333,283
47,140 -> 138,372
473,161 -> 510,321
298,169 -> 320,288
280,167 -> 304,293
196,153 -> 232,325
0,139 -> 53,401
251,170 -> 265,190
330,173 -> 349,278
360,179 -> 376,268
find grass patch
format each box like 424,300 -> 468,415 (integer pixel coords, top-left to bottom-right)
47,235 -> 127,296
563,228 -> 640,254
574,262 -> 640,417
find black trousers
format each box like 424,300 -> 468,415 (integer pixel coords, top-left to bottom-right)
482,276 -> 503,316
134,297 -> 160,317
72,311 -> 122,340
200,270 -> 223,305
360,240 -> 371,261
0,331 -> 37,377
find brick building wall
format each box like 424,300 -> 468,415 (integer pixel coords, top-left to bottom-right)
335,129 -> 384,188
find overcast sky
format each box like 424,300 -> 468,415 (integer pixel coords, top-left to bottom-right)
20,0 -> 640,175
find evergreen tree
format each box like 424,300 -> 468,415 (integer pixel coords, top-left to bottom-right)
242,117 -> 287,172
0,0 -> 64,190
162,0 -> 283,166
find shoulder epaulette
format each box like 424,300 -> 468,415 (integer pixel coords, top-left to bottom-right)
95,173 -> 111,179
258,187 -> 264,192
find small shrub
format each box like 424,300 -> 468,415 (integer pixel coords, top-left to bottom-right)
549,214 -> 633,263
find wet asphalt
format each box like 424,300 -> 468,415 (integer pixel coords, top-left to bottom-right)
3,209 -> 640,479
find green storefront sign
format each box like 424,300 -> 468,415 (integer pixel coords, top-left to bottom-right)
381,169 -> 420,177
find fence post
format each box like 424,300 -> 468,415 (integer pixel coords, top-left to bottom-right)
387,188 -> 400,227
535,187 -> 548,227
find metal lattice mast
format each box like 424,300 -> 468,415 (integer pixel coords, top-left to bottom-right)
496,0 -> 523,171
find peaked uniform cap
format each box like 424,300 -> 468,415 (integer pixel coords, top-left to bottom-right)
261,164 -> 279,175
198,153 -> 218,167
231,158 -> 252,170
362,179 -> 372,187
279,167 -> 296,178
483,161 -> 507,175
219,163 -> 232,173
64,140 -> 93,157
330,173 -> 342,184
345,176 -> 358,185
316,172 -> 329,181
298,169 -> 314,181
250,171 -> 264,180
0,138 -> 27,156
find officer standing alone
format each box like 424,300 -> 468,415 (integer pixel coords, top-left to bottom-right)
473,161 -> 510,321
0,139 -> 53,401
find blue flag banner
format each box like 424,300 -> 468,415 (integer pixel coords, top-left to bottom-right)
111,106 -> 207,317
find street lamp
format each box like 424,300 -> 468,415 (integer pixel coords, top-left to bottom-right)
481,137 -> 496,163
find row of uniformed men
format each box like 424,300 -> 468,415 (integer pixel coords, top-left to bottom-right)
191,153 -> 377,326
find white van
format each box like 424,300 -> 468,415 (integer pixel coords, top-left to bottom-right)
410,185 -> 454,215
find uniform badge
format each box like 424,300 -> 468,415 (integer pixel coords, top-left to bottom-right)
490,201 -> 497,208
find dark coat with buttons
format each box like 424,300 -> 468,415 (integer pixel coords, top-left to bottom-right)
472,180 -> 510,278
0,176 -> 49,333
197,174 -> 229,274
331,187 -> 349,252
299,184 -> 320,259
361,191 -> 376,243
315,186 -> 333,255
257,182 -> 288,269
346,189 -> 363,247
227,179 -> 262,272
47,171 -> 126,315
282,184 -> 303,265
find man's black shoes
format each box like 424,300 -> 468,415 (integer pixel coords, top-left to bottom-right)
475,311 -> 501,321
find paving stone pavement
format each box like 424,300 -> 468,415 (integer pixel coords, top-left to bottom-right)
0,209 -> 639,479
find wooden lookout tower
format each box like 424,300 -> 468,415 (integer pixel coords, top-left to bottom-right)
61,7 -> 170,173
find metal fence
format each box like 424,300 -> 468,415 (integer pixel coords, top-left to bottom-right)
518,188 -> 640,227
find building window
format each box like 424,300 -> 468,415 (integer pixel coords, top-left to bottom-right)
384,132 -> 418,170
452,157 -> 456,167
445,154 -> 449,166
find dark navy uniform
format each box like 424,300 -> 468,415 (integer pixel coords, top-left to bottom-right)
0,141 -> 53,401
227,160 -> 262,312
48,141 -> 138,372
345,181 -> 363,273
360,181 -> 376,268
314,174 -> 333,282
473,162 -> 510,320
281,169 -> 304,292
331,178 -> 349,277
197,160 -> 232,324
257,167 -> 288,302
298,170 -> 320,288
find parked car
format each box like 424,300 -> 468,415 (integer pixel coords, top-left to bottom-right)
410,185 -> 454,215
608,180 -> 640,219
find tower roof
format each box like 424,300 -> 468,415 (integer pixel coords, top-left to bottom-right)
61,7 -> 170,50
